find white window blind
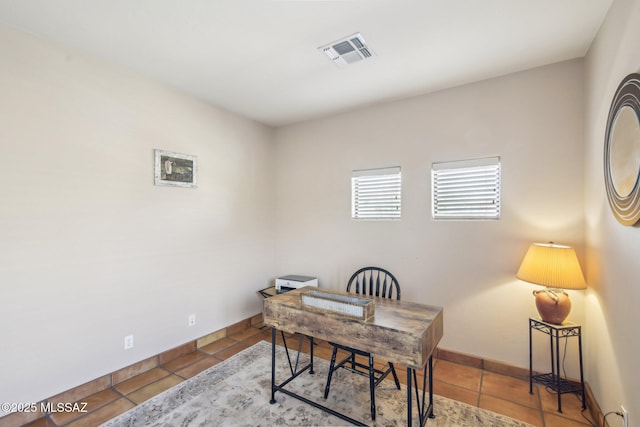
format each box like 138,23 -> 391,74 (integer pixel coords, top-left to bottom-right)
432,157 -> 501,220
352,167 -> 401,219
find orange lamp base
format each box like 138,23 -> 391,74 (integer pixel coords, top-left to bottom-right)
533,289 -> 571,324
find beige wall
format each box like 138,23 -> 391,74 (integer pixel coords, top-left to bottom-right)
0,24 -> 275,411
275,59 -> 586,373
584,0 -> 640,420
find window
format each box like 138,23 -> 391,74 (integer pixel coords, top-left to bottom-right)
432,157 -> 501,220
352,167 -> 401,219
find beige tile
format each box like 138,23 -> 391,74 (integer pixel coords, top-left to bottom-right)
254,328 -> 273,343
229,326 -> 262,341
250,313 -> 263,326
539,387 -> 591,423
23,418 -> 55,427
212,341 -> 252,360
227,318 -> 251,336
49,389 -> 120,426
159,341 -> 196,365
483,358 -> 530,381
436,348 -> 483,369
162,350 -> 209,372
199,337 -> 239,355
584,383 -> 603,425
433,379 -> 479,406
543,411 -> 594,427
481,371 -> 541,409
479,394 -> 544,427
312,344 -> 336,361
242,331 -> 269,347
196,329 -> 226,349
0,406 -> 46,427
313,338 -> 332,348
65,398 -> 135,427
175,356 -> 222,379
433,360 -> 482,392
112,356 -> 158,385
114,367 -> 170,395
49,375 -> 111,405
127,375 -> 184,404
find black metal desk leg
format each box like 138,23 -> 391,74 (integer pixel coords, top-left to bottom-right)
407,367 -> 413,427
309,336 -> 315,374
270,327 -> 276,404
407,359 -> 434,427
428,356 -> 435,419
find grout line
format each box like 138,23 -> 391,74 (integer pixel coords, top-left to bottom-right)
44,414 -> 58,427
536,384 -> 547,427
477,369 -> 484,407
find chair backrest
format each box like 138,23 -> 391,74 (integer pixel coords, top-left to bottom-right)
346,267 -> 400,300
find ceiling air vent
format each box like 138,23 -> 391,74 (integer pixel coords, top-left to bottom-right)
319,33 -> 375,68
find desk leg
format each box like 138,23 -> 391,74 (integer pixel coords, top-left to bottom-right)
407,366 -> 412,427
270,327 -> 276,404
407,356 -> 434,427
429,356 -> 434,419
281,332 -> 315,377
309,336 -> 315,374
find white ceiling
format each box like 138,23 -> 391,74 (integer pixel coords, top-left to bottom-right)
0,0 -> 612,127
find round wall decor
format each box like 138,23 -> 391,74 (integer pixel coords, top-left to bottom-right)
604,73 -> 640,226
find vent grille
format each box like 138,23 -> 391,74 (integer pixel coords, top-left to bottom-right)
319,33 -> 375,67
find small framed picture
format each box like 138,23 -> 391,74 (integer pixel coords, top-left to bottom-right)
154,149 -> 197,188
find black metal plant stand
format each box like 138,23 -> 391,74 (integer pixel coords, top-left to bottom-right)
529,317 -> 586,413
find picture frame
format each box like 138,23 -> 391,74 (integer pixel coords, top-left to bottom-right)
154,149 -> 197,188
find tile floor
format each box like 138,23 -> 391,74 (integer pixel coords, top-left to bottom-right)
16,323 -> 595,427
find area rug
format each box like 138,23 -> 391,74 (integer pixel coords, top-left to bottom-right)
101,341 -> 533,427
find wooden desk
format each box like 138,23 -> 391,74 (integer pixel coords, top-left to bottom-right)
263,286 -> 444,426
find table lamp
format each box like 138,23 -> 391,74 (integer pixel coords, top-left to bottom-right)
516,242 -> 586,324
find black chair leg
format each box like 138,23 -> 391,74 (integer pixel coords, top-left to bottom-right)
324,346 -> 339,399
369,355 -> 376,420
389,362 -> 401,389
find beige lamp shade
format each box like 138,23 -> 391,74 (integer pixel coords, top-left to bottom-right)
516,243 -> 586,290
516,243 -> 586,324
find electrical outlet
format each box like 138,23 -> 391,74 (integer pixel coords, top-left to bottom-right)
124,334 -> 134,350
621,405 -> 628,427
188,314 -> 196,327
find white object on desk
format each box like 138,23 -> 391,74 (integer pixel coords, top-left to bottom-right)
275,275 -> 318,291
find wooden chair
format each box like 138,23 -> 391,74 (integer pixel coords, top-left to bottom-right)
323,267 -> 401,420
